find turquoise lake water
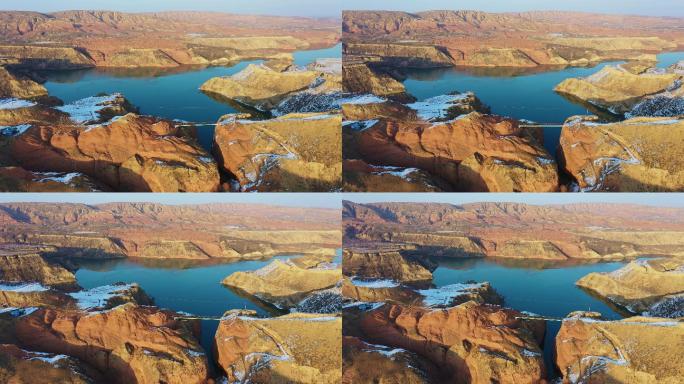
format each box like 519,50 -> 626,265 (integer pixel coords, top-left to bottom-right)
42,43 -> 342,151
401,51 -> 684,154
74,248 -> 342,363
75,255 -> 294,371
432,257 -> 628,377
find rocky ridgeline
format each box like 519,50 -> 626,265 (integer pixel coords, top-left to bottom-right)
0,247 -> 207,384
0,68 -> 220,192
342,200 -> 684,261
342,11 -> 679,68
559,115 -> 684,192
0,11 -> 339,69
556,312 -> 684,384
340,59 -> 562,192
341,249 -> 684,383
576,258 -> 684,318
215,311 -> 342,383
222,254 -> 342,313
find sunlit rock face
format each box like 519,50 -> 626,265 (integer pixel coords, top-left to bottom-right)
354,112 -> 558,192
356,302 -> 546,384
559,115 -> 684,192
9,114 -> 220,192
342,249 -> 435,284
201,63 -> 341,112
213,113 -> 341,192
0,66 -> 48,99
556,313 -> 684,384
554,65 -> 682,114
576,258 -> 684,317
12,303 -> 209,384
342,62 -> 415,102
214,312 -> 342,384
222,254 -> 341,312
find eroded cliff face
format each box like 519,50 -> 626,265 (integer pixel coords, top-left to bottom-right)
0,46 -> 95,70
201,64 -> 324,111
9,114 -> 221,192
354,113 -> 558,192
356,302 -> 546,384
344,43 -> 455,68
576,258 -> 684,317
214,312 -> 342,384
556,314 -> 684,384
559,116 -> 684,192
0,248 -> 75,286
342,249 -> 435,283
342,62 -> 414,102
0,282 -> 151,312
0,203 -> 342,262
11,304 -> 209,384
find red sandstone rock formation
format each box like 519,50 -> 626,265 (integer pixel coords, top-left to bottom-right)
355,113 -> 558,192
14,304 -> 209,384
357,302 -> 546,384
10,114 -> 220,192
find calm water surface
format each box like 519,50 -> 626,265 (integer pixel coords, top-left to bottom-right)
42,44 -> 342,150
75,247 -> 342,359
75,255 -> 294,361
431,257 -> 628,377
402,51 -> 684,154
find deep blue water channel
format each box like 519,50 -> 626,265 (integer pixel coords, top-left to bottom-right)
42,43 -> 342,151
432,257 -> 629,378
75,247 -> 342,366
401,51 -> 684,154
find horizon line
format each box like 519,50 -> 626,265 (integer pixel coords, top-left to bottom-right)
342,9 -> 684,18
0,8 -> 341,19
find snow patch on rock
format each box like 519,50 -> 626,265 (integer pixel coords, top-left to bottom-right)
0,98 -> 36,110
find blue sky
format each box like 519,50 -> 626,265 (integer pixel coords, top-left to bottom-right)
2,0 -> 681,18
1,193 -> 683,208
